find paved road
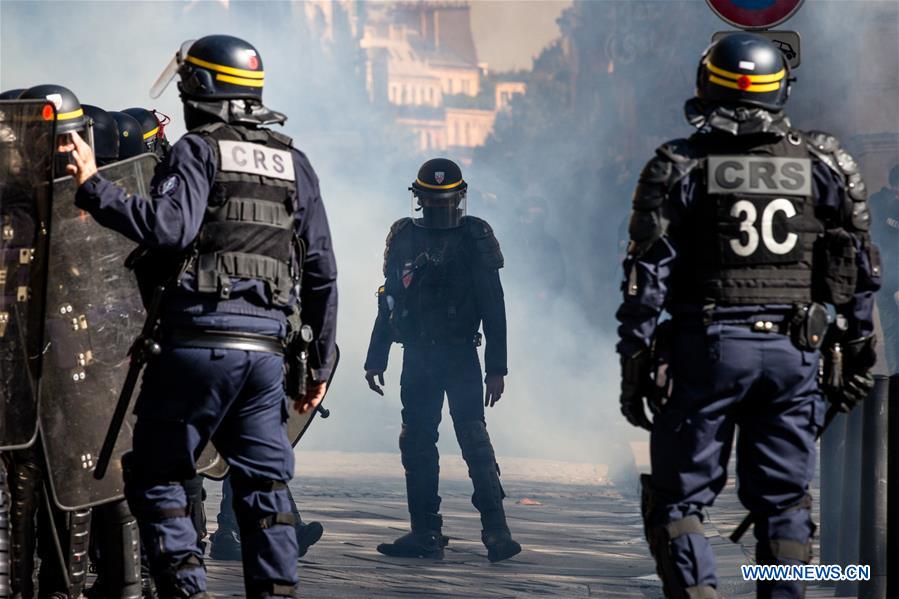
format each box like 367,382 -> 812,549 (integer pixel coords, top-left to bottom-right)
198,451 -> 840,598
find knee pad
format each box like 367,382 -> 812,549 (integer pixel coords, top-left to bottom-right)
228,475 -> 295,533
456,420 -> 496,467
646,516 -> 718,599
399,425 -> 438,470
755,494 -> 815,565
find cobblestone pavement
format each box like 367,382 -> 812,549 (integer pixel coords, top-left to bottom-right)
198,451 -> 839,598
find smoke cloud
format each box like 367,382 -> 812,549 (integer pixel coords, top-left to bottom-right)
2,1 -> 896,472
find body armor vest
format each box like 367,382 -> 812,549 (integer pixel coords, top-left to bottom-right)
385,222 -> 480,345
672,132 -> 821,306
190,122 -> 298,307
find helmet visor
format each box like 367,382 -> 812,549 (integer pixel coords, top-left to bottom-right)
411,190 -> 466,229
149,39 -> 195,99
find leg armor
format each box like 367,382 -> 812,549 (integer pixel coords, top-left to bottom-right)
398,424 -> 441,532
753,494 -> 815,599
122,455 -> 206,598
0,465 -> 10,599
455,420 -> 506,531
641,475 -> 720,599
9,453 -> 42,598
89,500 -> 142,599
229,475 -> 298,599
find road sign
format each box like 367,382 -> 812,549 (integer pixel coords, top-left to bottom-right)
706,0 -> 805,30
711,30 -> 802,68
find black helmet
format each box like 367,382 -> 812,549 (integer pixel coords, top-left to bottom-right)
82,105 -> 119,165
109,111 -> 145,159
696,33 -> 790,111
121,107 -> 169,155
409,158 -> 468,229
0,89 -> 24,100
19,84 -> 87,133
168,35 -> 264,101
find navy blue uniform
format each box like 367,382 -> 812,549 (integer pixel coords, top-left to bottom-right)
75,130 -> 337,597
365,217 -> 511,538
617,125 -> 879,598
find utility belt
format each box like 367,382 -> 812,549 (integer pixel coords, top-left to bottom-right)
675,303 -> 831,351
163,329 -> 285,355
402,332 -> 482,349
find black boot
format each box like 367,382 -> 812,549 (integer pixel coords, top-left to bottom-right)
482,528 -> 522,563
208,528 -> 241,561
295,521 -> 323,559
376,530 -> 444,559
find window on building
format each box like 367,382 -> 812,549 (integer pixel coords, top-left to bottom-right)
462,79 -> 470,94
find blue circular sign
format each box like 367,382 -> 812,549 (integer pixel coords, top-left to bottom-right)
706,0 -> 805,30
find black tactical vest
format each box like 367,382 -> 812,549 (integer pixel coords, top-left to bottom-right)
385,222 -> 481,345
190,122 -> 298,307
672,132 -> 821,306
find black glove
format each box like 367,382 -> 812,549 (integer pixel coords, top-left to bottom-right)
620,350 -> 653,431
833,335 -> 877,413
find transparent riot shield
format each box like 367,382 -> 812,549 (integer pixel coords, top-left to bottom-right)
40,154 -> 155,509
0,100 -> 56,450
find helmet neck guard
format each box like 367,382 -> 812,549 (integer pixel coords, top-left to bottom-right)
684,98 -> 791,137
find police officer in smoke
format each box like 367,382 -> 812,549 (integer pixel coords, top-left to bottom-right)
616,34 -> 879,598
61,34 -> 338,598
364,158 -> 521,563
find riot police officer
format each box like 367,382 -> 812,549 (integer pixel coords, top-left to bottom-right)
62,35 -> 338,598
108,111 -> 145,160
616,34 -> 880,598
364,158 -> 521,563
121,107 -> 171,159
6,83 -> 95,599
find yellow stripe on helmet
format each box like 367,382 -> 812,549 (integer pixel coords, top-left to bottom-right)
215,73 -> 265,87
415,178 -> 464,190
56,108 -> 84,121
185,55 -> 264,79
708,75 -> 783,93
706,60 -> 785,83
142,126 -> 160,140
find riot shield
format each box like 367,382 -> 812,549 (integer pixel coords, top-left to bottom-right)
39,154 -> 154,510
203,346 -> 339,481
0,100 -> 55,450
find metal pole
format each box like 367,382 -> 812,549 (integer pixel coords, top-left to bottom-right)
819,409 -> 847,566
888,373 -> 899,599
834,404 -> 864,597
858,375 -> 888,599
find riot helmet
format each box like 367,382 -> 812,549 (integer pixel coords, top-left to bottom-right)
0,89 -> 24,99
889,164 -> 899,189
150,35 -> 284,128
696,33 -> 790,111
121,107 -> 170,157
109,111 -> 144,159
410,158 -> 467,229
20,84 -> 93,178
82,105 -> 119,166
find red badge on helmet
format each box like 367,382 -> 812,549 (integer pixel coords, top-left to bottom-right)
434,171 -> 445,184
402,261 -> 414,288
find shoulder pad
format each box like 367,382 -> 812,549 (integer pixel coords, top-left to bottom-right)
655,138 -> 698,164
383,218 -> 413,275
267,129 -> 294,148
191,122 -> 226,135
463,216 -> 504,269
804,130 -> 868,203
